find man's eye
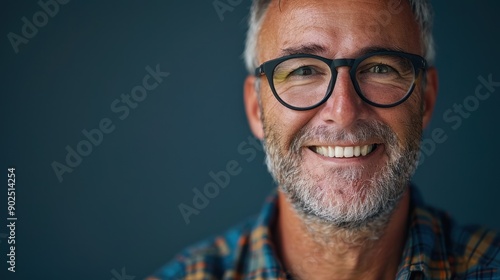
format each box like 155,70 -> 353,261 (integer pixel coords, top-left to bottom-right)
290,66 -> 315,76
368,64 -> 394,74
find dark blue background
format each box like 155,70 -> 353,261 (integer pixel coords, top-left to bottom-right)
1,1 -> 499,279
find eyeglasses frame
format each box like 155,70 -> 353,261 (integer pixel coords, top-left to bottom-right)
254,51 -> 428,110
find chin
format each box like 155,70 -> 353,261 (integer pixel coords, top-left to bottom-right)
281,163 -> 407,228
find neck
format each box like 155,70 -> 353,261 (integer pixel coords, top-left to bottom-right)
273,188 -> 410,280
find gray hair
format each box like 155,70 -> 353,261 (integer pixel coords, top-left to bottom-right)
243,0 -> 435,74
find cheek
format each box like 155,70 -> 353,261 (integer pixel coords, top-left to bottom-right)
378,98 -> 423,148
261,90 -> 315,149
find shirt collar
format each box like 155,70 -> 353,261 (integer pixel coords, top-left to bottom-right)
396,186 -> 451,280
245,187 -> 452,280
246,191 -> 288,279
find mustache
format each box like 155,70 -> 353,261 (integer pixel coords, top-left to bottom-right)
290,119 -> 398,153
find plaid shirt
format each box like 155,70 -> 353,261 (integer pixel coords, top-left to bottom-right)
150,188 -> 500,279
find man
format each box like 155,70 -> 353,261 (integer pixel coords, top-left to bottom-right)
151,0 -> 500,279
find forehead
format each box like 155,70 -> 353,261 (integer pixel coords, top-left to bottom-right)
257,0 -> 421,62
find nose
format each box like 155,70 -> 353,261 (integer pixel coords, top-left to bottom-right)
318,68 -> 365,127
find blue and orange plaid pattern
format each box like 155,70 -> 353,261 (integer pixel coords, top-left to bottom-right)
150,187 -> 500,279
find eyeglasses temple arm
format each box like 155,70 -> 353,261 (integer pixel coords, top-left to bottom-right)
254,66 -> 264,77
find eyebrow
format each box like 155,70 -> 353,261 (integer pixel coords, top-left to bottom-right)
280,44 -> 328,56
279,44 -> 406,58
356,46 -> 406,56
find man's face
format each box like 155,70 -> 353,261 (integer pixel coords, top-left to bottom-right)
249,0 -> 436,227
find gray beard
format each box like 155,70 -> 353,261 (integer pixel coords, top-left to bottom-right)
263,118 -> 421,243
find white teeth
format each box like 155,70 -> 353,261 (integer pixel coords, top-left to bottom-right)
354,146 -> 361,157
314,144 -> 375,158
335,146 -> 343,157
328,146 -> 335,157
344,147 -> 354,158
360,145 -> 368,156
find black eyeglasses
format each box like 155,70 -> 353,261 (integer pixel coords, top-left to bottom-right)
254,51 -> 427,110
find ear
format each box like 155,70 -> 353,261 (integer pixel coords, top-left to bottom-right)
244,76 -> 264,139
422,67 -> 438,129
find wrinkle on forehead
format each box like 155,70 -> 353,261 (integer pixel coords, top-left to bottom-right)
257,0 -> 421,62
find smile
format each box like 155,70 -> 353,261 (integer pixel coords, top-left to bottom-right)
309,144 -> 378,158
